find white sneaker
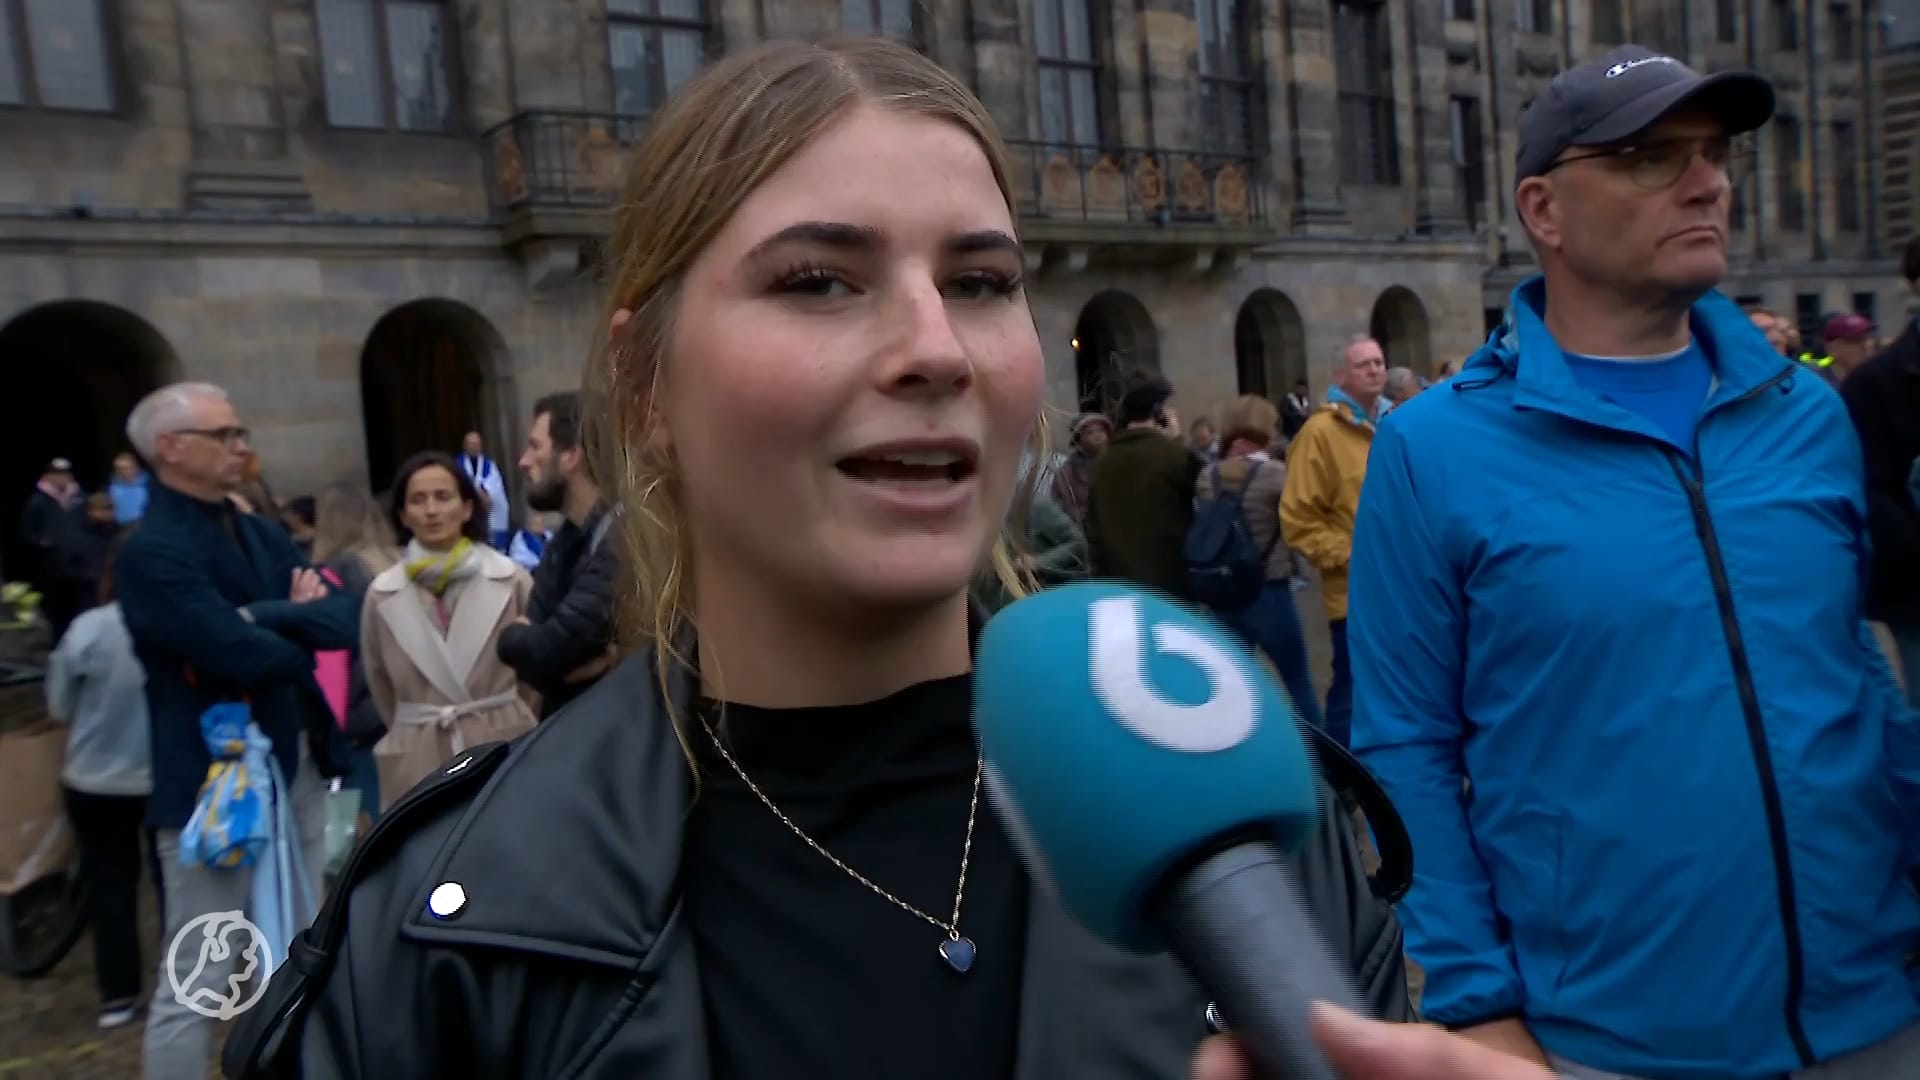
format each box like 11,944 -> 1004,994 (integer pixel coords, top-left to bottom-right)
97,1003 -> 138,1029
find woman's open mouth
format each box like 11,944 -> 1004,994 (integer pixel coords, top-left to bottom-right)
836,449 -> 977,484
834,439 -> 982,515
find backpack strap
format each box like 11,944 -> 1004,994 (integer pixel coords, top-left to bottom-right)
221,740 -> 514,1078
1231,460 -> 1283,566
1304,723 -> 1413,903
1234,460 -> 1263,500
587,511 -> 615,557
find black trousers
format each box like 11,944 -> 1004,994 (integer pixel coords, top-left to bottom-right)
61,787 -> 159,1004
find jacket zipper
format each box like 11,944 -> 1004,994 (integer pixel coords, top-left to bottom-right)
1662,367 -> 1815,1067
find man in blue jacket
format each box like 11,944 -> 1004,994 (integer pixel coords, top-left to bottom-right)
114,382 -> 357,1080
1349,45 -> 1920,1079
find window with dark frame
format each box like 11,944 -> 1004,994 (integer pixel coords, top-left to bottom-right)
1449,0 -> 1475,21
1716,0 -> 1739,41
1852,291 -> 1876,326
316,0 -> 456,132
609,0 -> 708,119
1794,292 -> 1821,345
1450,96 -> 1485,229
1775,112 -> 1805,230
1515,0 -> 1551,34
842,0 -> 921,49
1196,0 -> 1257,157
1776,0 -> 1800,50
1833,118 -> 1860,231
1593,4 -> 1624,43
1831,2 -> 1855,59
1334,0 -> 1398,185
1034,0 -> 1101,148
0,0 -> 115,112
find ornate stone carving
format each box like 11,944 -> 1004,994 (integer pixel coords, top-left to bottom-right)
1175,158 -> 1209,215
1215,163 -> 1250,223
574,123 -> 625,195
1041,153 -> 1081,212
1087,156 -> 1128,215
495,135 -> 527,205
1134,156 -> 1165,213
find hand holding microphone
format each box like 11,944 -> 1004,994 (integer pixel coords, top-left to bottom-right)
975,583 -> 1365,1078
1196,1008 -> 1561,1080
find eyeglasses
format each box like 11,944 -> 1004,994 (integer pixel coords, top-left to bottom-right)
170,426 -> 251,449
1542,135 -> 1752,191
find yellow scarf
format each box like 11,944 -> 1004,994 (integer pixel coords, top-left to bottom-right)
403,537 -> 476,596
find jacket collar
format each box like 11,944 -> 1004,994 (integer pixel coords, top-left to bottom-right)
1322,387 -> 1381,429
149,478 -> 234,521
1476,276 -> 1796,443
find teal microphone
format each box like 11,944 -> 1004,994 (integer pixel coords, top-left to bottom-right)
975,583 -> 1362,1079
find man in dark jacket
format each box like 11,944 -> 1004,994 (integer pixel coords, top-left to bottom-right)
1084,371 -> 1200,598
1842,238 -> 1920,706
21,456 -> 82,633
113,382 -> 356,1080
497,392 -> 618,717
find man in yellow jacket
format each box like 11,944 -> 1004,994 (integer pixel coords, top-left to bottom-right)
1281,334 -> 1387,747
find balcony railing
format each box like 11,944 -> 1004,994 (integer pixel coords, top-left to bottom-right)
483,111 -> 647,213
481,113 -> 1267,232
1004,141 -> 1266,228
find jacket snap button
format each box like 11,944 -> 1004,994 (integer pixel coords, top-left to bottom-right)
428,882 -> 467,919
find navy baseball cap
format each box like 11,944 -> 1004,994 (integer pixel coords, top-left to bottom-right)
1516,45 -> 1775,185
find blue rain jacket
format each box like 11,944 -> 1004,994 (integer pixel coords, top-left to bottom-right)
1349,279 -> 1920,1078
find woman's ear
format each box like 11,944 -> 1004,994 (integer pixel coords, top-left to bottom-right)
614,307 -> 674,458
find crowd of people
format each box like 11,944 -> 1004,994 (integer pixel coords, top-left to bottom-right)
25,388 -> 621,1075
9,31 -> 1920,1080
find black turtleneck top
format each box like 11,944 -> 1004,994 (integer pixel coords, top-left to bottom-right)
682,673 -> 1028,1079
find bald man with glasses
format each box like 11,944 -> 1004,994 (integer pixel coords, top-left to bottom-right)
1345,46 -> 1920,1080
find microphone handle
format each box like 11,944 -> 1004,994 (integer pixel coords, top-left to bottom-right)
1158,842 -> 1367,1080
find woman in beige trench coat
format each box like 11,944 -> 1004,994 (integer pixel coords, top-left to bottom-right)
362,451 -> 537,808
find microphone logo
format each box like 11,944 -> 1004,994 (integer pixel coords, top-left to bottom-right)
1087,595 -> 1257,753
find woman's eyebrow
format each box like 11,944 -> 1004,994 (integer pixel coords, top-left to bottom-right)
744,222 -> 1022,260
948,230 -> 1021,259
746,221 -> 881,259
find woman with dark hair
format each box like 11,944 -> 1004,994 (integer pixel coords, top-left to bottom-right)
359,452 -> 534,808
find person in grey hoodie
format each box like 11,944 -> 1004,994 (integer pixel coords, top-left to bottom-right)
45,531 -> 156,1030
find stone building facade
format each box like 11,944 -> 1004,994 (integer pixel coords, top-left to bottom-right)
0,0 -> 1898,558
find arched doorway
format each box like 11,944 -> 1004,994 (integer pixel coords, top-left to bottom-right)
0,301 -> 178,582
358,300 -> 511,495
1071,291 -> 1158,415
1234,289 -> 1307,398
1368,286 -> 1433,377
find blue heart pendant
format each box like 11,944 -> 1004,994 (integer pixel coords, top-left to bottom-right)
938,935 -> 976,974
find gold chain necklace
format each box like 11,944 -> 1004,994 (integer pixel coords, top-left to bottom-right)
695,713 -> 983,974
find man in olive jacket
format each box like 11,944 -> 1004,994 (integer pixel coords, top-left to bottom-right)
1085,372 -> 1201,598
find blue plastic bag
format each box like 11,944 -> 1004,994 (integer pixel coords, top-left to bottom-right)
179,703 -> 271,869
176,701 -> 316,974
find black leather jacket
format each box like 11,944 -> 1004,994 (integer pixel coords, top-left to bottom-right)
226,650 -> 1413,1079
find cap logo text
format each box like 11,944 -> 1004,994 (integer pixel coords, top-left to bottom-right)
1606,55 -> 1677,78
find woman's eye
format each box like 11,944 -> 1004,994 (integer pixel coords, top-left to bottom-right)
942,272 -> 1022,302
774,267 -> 855,298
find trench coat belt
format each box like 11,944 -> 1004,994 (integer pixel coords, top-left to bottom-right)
392,689 -> 521,755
